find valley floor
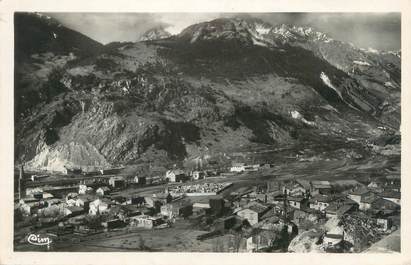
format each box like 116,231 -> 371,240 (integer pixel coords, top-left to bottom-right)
14,143 -> 400,252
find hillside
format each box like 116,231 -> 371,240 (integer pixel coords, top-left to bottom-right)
14,15 -> 401,173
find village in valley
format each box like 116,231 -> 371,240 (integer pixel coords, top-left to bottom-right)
14,156 -> 401,253
12,12 -> 402,254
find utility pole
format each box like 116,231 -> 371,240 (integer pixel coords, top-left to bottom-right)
283,189 -> 288,223
18,164 -> 24,200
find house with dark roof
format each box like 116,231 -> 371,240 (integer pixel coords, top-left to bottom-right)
102,218 -> 126,230
325,203 -> 355,219
370,198 -> 400,231
75,194 -> 97,210
359,192 -> 379,211
380,190 -> 400,206
310,180 -> 332,195
370,198 -> 400,213
165,169 -> 188,182
236,202 -> 270,226
266,190 -> 284,204
293,208 -> 324,225
282,180 -> 310,197
287,196 -> 309,210
64,206 -> 85,217
108,176 -> 126,188
347,187 -> 374,205
309,194 -> 339,212
126,195 -> 146,206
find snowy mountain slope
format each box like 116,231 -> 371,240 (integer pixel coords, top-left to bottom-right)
14,14 -> 401,172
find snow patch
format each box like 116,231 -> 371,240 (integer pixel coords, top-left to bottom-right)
384,81 -> 395,88
251,37 -> 267,47
353,60 -> 371,66
52,32 -> 57,39
321,104 -> 339,113
320,72 -> 343,100
366,47 -> 380,54
255,23 -> 271,35
320,72 -> 360,111
290,110 -> 316,126
35,13 -> 52,20
388,51 -> 401,58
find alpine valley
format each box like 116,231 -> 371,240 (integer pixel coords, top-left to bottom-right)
14,13 -> 400,175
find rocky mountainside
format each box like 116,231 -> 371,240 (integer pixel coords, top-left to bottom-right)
14,15 -> 401,173
139,26 -> 172,41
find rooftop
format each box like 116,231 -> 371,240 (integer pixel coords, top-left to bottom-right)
296,179 -> 311,190
77,194 -> 97,201
309,194 -> 338,203
311,180 -> 332,189
380,190 -> 400,199
288,196 -> 306,202
325,203 -> 353,215
371,198 -> 400,210
242,201 -> 269,214
349,187 -> 371,196
360,194 -> 379,204
168,169 -> 185,175
324,233 -> 343,239
66,206 -> 84,212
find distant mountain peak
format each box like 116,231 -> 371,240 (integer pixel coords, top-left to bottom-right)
178,17 -> 274,46
139,26 -> 172,41
177,17 -> 333,47
271,23 -> 332,43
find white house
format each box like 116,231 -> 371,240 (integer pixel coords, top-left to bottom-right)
192,171 -> 205,180
78,184 -> 94,195
230,163 -> 246,173
89,198 -> 111,215
309,194 -> 338,212
165,169 -> 187,182
96,186 -> 111,196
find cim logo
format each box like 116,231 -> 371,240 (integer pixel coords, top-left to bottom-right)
27,233 -> 53,247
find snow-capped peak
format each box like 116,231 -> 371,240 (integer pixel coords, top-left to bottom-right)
139,27 -> 172,41
364,47 -> 380,54
177,18 -> 335,48
254,22 -> 272,35
271,24 -> 331,42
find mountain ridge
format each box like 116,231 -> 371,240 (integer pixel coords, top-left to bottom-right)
14,13 -> 401,173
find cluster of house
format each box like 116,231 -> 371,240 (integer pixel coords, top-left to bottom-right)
222,176 -> 400,252
164,169 -> 219,183
18,176 -> 234,235
167,182 -> 233,196
16,160 -> 400,253
164,162 -> 271,184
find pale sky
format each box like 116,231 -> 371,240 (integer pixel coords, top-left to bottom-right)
47,13 -> 401,51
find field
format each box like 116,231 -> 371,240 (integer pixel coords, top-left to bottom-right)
49,220 -> 217,252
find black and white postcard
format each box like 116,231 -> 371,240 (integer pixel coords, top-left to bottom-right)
1,0 -> 410,264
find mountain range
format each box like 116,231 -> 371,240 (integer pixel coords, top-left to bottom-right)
14,13 -> 401,173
